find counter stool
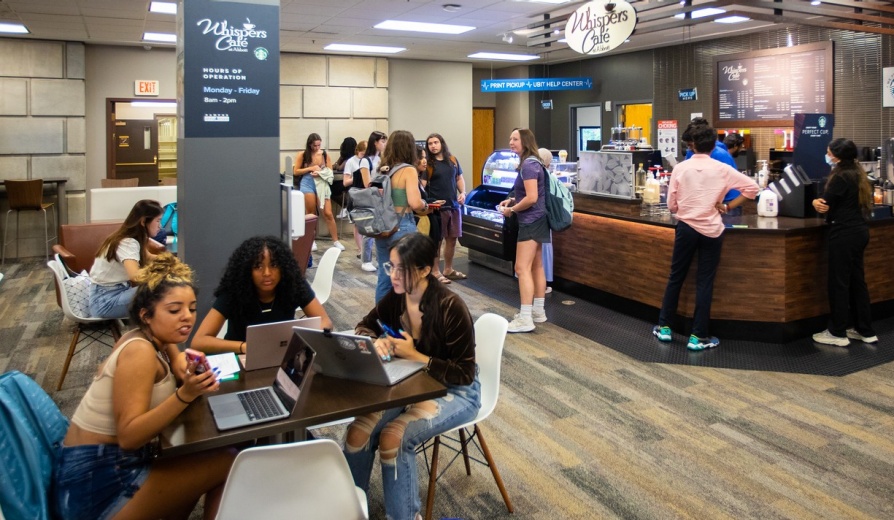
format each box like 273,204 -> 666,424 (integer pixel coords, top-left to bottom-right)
2,179 -> 57,265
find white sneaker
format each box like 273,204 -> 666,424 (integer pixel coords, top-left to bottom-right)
332,241 -> 346,251
532,309 -> 547,323
507,313 -> 535,333
812,329 -> 850,347
545,286 -> 553,294
361,262 -> 377,272
311,241 -> 318,252
846,328 -> 879,344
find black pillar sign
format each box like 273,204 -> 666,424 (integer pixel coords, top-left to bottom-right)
179,0 -> 279,138
792,113 -> 834,179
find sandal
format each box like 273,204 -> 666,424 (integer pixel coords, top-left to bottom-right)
436,274 -> 452,284
444,270 -> 467,281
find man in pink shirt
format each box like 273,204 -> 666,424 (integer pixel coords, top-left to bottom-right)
653,123 -> 760,350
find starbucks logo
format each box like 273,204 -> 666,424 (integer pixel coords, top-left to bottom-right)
888,74 -> 894,97
254,47 -> 269,60
819,116 -> 827,128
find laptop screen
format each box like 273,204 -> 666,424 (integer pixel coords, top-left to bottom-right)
272,337 -> 315,411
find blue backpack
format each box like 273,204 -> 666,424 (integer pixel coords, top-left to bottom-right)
161,202 -> 178,235
0,371 -> 70,520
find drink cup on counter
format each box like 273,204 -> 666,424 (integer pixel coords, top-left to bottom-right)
558,150 -> 568,163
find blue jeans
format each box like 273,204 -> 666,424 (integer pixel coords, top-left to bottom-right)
53,443 -> 154,520
88,282 -> 135,319
361,235 -> 375,263
374,214 -> 417,302
658,220 -> 724,338
344,377 -> 481,520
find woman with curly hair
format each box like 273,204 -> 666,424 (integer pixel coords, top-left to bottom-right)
88,199 -> 164,318
811,138 -> 878,346
192,235 -> 332,355
53,253 -> 234,520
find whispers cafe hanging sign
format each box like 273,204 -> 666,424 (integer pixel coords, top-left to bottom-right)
565,1 -> 637,56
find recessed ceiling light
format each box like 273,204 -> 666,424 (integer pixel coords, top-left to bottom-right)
674,7 -> 726,19
715,16 -> 750,24
467,52 -> 539,61
375,20 -> 474,34
131,101 -> 177,108
442,4 -> 462,12
324,43 -> 406,54
811,1 -> 821,5
143,32 -> 177,43
0,22 -> 29,34
149,2 -> 177,15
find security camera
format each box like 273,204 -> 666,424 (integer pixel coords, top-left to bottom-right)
605,2 -> 616,11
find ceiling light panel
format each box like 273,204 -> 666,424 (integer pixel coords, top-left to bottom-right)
149,2 -> 177,15
325,43 -> 406,54
0,23 -> 29,34
467,52 -> 539,61
375,20 -> 475,34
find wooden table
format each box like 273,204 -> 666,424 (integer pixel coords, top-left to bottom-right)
158,368 -> 446,458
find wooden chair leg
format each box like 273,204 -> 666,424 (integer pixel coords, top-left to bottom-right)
424,436 -> 441,520
475,425 -> 514,513
57,326 -> 81,391
459,428 -> 472,475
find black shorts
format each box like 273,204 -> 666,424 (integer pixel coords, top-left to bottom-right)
517,215 -> 551,243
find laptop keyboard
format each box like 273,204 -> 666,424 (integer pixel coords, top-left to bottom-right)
238,389 -> 282,421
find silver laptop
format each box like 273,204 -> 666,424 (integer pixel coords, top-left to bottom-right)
244,317 -> 322,371
292,327 -> 426,386
207,337 -> 316,431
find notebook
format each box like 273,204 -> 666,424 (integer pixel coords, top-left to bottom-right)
243,317 -> 322,371
207,337 -> 316,431
291,327 -> 426,386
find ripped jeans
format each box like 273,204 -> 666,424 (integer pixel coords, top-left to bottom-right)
344,375 -> 481,520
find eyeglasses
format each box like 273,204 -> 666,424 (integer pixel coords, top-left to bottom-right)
382,262 -> 405,276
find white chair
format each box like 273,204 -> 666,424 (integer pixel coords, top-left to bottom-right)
310,246 -> 341,306
215,439 -> 368,520
418,313 -> 513,520
47,259 -> 122,391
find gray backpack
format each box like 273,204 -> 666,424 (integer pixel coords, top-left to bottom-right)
348,163 -> 410,238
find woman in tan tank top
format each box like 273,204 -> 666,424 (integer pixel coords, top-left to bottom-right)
53,254 -> 234,520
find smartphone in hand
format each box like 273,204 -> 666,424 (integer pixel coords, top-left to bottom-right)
184,348 -> 212,375
376,319 -> 401,338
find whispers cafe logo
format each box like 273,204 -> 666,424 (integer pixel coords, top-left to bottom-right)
564,1 -> 636,56
196,17 -> 268,53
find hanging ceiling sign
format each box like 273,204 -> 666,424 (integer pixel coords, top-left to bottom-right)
565,1 -> 637,56
480,77 -> 593,92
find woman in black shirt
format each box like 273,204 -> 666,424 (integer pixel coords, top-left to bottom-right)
192,236 -> 332,354
811,138 -> 877,346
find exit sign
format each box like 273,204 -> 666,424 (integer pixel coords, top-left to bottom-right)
134,80 -> 159,96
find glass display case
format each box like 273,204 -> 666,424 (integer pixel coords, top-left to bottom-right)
459,149 -> 520,275
577,150 -> 660,199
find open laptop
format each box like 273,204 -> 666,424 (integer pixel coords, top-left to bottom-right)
244,317 -> 322,371
207,337 -> 316,431
292,327 -> 426,386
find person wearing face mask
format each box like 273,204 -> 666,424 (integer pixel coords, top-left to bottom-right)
810,138 -> 877,347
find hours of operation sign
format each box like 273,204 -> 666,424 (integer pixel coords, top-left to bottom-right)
180,0 -> 279,138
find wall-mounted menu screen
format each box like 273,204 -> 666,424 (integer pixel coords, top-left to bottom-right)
713,42 -> 833,128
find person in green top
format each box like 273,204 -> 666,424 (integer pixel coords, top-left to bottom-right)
373,130 -> 429,302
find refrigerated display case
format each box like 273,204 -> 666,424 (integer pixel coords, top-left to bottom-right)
460,149 -> 519,276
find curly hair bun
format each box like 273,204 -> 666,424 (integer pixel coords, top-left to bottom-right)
135,252 -> 194,291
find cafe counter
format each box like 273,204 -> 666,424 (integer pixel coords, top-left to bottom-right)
552,192 -> 894,342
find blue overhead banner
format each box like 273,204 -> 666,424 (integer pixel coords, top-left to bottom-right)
481,77 -> 593,92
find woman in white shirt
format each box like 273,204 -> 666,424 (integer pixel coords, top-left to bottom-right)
343,140 -> 376,272
88,199 -> 163,318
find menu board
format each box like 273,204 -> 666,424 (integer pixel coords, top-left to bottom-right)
713,42 -> 833,127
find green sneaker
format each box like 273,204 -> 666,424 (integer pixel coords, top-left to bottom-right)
687,335 -> 720,351
652,325 -> 672,342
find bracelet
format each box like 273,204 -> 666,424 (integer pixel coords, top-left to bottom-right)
175,388 -> 193,405
424,357 -> 433,372
240,342 -> 246,355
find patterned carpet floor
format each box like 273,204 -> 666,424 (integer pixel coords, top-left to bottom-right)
2,238 -> 894,519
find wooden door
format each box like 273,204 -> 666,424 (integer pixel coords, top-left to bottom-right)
472,108 -> 495,186
113,119 -> 159,186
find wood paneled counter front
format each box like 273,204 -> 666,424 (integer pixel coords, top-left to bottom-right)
552,192 -> 894,342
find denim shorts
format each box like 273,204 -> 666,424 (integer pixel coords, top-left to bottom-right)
298,173 -> 316,194
53,443 -> 154,520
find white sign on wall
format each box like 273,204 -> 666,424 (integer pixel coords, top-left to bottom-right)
134,80 -> 160,97
564,1 -> 636,56
884,67 -> 894,107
